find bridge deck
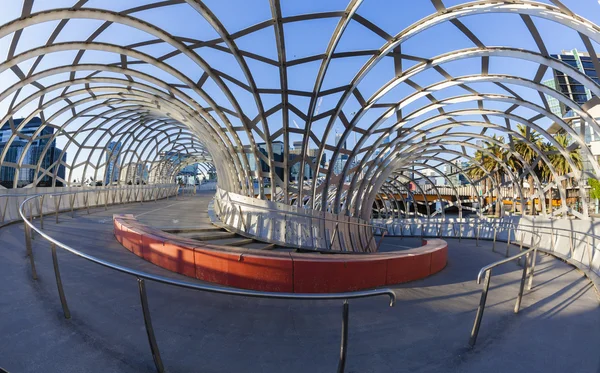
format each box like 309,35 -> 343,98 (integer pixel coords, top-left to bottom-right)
0,191 -> 598,373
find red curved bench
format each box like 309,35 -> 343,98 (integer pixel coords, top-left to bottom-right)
114,214 -> 447,293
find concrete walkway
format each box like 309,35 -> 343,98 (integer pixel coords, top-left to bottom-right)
0,191 -> 598,373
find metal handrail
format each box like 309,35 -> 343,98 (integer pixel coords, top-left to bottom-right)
18,188 -> 396,373
0,184 -> 179,225
216,191 -> 388,232
215,193 -> 388,253
387,219 -> 541,347
476,246 -> 536,285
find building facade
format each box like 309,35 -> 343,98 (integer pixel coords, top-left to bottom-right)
0,117 -> 66,188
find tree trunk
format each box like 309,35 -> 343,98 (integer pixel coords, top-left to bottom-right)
495,172 -> 501,217
528,174 -> 535,215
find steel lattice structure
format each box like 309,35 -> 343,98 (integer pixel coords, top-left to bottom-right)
1,0 -> 600,219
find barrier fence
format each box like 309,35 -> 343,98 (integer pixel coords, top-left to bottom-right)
17,185 -> 396,373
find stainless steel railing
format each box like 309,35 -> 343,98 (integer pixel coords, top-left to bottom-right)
214,192 -> 389,253
383,219 -> 541,347
0,184 -> 180,226
18,187 -> 396,373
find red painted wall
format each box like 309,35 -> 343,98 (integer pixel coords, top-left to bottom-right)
114,215 -> 447,293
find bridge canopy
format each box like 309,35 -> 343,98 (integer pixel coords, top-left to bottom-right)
0,0 -> 599,219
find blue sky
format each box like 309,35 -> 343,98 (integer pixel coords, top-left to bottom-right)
1,0 -> 600,181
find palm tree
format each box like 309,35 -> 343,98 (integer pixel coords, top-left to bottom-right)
542,134 -> 583,210
468,135 -> 507,217
513,124 -> 544,214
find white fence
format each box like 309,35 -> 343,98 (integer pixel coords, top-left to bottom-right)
0,184 -> 179,227
213,187 -> 379,252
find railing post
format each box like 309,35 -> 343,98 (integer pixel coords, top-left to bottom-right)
492,226 -> 497,252
330,223 -> 339,250
51,243 -> 71,319
39,195 -> 45,230
514,252 -> 530,313
238,205 -> 248,232
587,235 -> 593,267
569,230 -> 574,258
55,195 -> 61,224
505,227 -> 512,257
137,278 -> 165,373
86,192 -> 90,214
528,247 -> 537,290
517,231 -> 524,266
476,224 -> 480,247
337,300 -> 349,373
70,194 -> 75,218
375,231 -> 387,252
469,269 -> 491,347
1,198 -> 8,224
28,203 -> 35,240
24,223 -> 38,280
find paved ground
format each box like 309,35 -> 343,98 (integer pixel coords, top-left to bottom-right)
0,191 -> 599,373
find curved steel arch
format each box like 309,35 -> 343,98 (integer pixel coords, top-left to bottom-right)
0,0 -> 599,224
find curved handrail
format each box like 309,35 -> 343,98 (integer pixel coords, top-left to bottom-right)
0,184 -> 179,225
19,194 -> 395,304
217,195 -> 389,231
476,246 -> 536,284
17,187 -> 396,373
384,218 -> 542,347
214,192 -> 389,253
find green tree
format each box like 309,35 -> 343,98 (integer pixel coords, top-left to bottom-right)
541,134 -> 583,213
468,135 -> 507,217
513,124 -> 544,214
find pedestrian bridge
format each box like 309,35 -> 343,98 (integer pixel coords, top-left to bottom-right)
1,1 -> 600,372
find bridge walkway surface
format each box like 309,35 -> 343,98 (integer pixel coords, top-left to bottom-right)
0,191 -> 599,373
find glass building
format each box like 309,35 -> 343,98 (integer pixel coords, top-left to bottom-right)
0,117 -> 66,188
104,141 -> 122,185
543,49 -> 599,118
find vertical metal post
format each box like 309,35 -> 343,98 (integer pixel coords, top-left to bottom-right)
514,252 -> 530,313
375,231 -> 387,252
137,278 -> 165,373
330,223 -> 339,249
569,230 -> 574,257
469,269 -> 491,347
337,300 -> 349,373
587,235 -> 593,267
86,192 -> 90,214
28,204 -> 35,240
70,195 -> 75,218
51,243 -> 71,319
476,224 -> 480,247
505,227 -> 511,257
24,223 -> 38,280
492,226 -> 497,252
517,231 -> 524,266
55,195 -> 62,224
39,195 -> 45,230
528,247 -> 537,290
238,205 -> 248,232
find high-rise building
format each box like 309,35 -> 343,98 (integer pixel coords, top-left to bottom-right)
544,50 -> 600,188
543,49 -> 599,118
257,141 -> 284,181
333,132 -> 349,177
120,162 -> 146,184
0,117 -> 66,188
104,141 -> 122,185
